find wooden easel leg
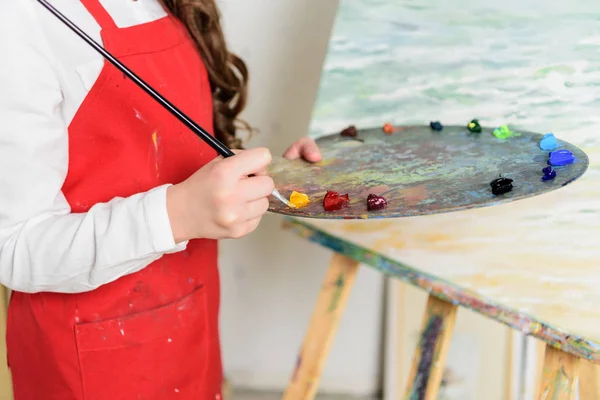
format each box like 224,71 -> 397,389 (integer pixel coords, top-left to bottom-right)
579,359 -> 600,400
536,344 -> 579,400
404,295 -> 458,400
282,253 -> 360,400
0,286 -> 12,399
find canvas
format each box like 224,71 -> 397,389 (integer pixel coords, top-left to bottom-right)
309,0 -> 600,398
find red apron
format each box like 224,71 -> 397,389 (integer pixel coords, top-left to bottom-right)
6,1 -> 222,398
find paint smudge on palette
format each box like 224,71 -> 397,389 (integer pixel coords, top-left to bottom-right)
314,158 -> 338,168
359,185 -> 389,198
398,184 -> 429,206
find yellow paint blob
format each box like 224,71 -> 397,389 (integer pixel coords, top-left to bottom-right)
289,190 -> 310,208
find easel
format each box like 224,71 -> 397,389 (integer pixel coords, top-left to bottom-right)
281,252 -> 600,400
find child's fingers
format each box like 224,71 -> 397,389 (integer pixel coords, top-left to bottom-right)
238,175 -> 275,202
220,147 -> 272,179
283,137 -> 322,163
299,137 -> 322,163
243,198 -> 270,221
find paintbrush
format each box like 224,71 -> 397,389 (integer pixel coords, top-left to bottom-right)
36,0 -> 293,208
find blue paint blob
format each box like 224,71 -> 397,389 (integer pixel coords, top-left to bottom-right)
429,121 -> 443,131
548,149 -> 575,166
542,166 -> 557,181
540,133 -> 558,151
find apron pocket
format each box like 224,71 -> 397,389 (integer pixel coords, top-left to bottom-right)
75,286 -> 209,400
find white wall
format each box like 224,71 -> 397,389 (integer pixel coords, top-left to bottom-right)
218,0 -> 385,395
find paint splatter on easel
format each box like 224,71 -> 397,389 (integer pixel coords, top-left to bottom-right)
410,316 -> 443,400
327,273 -> 345,312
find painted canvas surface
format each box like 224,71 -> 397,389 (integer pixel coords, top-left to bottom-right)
309,0 -> 600,398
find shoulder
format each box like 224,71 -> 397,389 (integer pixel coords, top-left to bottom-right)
0,1 -> 58,66
0,1 -> 38,33
0,1 -> 101,84
0,0 -> 64,104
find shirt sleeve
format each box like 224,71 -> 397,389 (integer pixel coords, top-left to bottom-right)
0,2 -> 187,294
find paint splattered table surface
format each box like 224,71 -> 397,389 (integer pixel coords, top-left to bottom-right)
281,140 -> 600,362
267,125 -> 588,218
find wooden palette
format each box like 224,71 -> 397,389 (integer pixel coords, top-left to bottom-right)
267,125 -> 589,219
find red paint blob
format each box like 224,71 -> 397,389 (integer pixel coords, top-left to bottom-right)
340,125 -> 358,137
323,191 -> 350,212
367,194 -> 388,211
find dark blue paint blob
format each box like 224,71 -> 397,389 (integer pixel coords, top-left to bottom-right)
548,149 -> 575,166
542,166 -> 557,181
429,121 -> 443,131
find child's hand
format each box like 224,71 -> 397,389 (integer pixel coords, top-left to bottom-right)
167,148 -> 274,242
282,137 -> 322,163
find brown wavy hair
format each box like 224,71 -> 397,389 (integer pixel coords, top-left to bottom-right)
161,0 -> 250,149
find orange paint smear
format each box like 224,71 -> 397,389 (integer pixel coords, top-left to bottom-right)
152,131 -> 158,150
152,131 -> 159,177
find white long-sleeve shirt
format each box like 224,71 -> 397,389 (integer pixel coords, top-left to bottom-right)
0,0 -> 189,294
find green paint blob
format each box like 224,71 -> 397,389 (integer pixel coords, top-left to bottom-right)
493,125 -> 520,139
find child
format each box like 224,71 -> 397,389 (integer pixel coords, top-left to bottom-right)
0,1 -> 321,398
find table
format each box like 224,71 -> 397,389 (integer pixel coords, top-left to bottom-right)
279,150 -> 600,399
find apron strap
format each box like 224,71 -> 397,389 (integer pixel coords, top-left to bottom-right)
80,0 -> 118,30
